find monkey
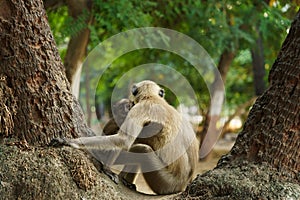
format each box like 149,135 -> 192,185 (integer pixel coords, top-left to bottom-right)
52,80 -> 199,195
96,98 -> 132,184
102,98 -> 132,136
100,98 -> 165,189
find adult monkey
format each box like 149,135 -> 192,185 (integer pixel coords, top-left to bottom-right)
52,80 -> 199,194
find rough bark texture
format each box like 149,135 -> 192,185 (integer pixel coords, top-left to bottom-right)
180,10 -> 300,199
0,1 -> 178,199
0,1 -> 128,198
0,0 -> 93,145
44,0 -> 93,97
229,10 -> 300,177
0,144 -> 176,200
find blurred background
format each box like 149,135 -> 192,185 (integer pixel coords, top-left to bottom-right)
45,0 -> 299,193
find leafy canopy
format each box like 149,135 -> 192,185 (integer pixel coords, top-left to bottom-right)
47,0 -> 297,120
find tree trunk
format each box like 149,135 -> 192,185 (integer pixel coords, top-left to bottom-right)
199,50 -> 235,158
0,1 -> 174,199
0,0 -> 93,145
180,10 -> 300,199
251,27 -> 266,96
43,0 -> 65,10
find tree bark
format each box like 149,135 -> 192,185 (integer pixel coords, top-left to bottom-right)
0,1 -> 154,199
0,0 -> 93,145
44,0 -> 93,98
180,10 -> 300,199
228,11 -> 300,175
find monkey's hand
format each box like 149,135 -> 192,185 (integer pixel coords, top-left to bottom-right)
49,137 -> 82,149
49,137 -> 71,147
102,167 -> 120,184
121,177 -> 137,191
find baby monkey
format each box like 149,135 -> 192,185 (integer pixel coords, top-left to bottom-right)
53,80 -> 199,194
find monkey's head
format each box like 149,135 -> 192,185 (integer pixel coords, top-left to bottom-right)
112,98 -> 132,125
130,80 -> 165,104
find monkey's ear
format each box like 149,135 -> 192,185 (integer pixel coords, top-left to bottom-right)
132,85 -> 138,96
159,89 -> 165,97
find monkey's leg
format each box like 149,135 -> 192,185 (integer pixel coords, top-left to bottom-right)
115,144 -> 178,194
113,148 -> 141,190
117,144 -> 183,195
117,121 -> 164,183
118,163 -> 139,191
89,149 -> 122,184
119,164 -> 139,184
114,144 -> 161,191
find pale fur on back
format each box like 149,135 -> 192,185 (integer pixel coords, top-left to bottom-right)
128,80 -> 199,194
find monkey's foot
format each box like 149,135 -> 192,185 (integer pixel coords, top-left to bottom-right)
49,137 -> 70,147
103,167 -> 119,184
121,178 -> 137,191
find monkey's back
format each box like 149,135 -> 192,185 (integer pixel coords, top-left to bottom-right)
132,97 -> 181,150
131,97 -> 199,191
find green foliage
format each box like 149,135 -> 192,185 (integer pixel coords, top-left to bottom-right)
63,10 -> 90,37
47,6 -> 69,59
46,0 -> 298,120
94,49 -> 209,113
90,0 -> 155,48
47,6 -> 69,45
226,50 -> 254,112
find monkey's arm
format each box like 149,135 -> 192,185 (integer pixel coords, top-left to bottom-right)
52,108 -> 144,151
66,134 -> 129,150
49,135 -> 127,149
103,118 -> 119,136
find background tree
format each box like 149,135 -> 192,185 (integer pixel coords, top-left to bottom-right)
45,1 -> 296,127
44,0 -> 93,97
